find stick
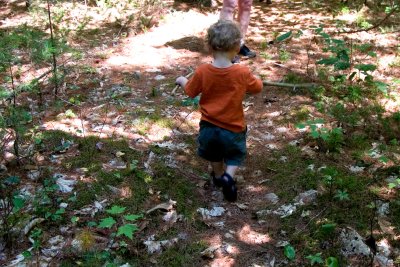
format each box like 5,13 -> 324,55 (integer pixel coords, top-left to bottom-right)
263,80 -> 316,88
171,69 -> 194,95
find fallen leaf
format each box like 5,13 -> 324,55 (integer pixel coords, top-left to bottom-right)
146,200 -> 176,214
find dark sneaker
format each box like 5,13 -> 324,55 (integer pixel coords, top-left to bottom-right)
239,44 -> 256,58
231,55 -> 240,64
221,172 -> 237,202
211,172 -> 223,187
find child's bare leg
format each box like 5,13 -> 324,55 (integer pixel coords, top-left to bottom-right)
210,161 -> 224,177
225,165 -> 239,178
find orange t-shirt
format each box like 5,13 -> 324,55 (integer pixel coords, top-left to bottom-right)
184,63 -> 263,133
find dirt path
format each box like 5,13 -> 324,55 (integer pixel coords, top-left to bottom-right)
2,0 -> 399,266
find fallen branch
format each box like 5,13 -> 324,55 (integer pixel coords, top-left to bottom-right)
336,5 -> 399,34
263,80 -> 317,88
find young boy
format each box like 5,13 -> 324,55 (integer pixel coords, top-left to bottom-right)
175,19 -> 263,202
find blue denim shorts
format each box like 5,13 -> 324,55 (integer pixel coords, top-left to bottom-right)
197,121 -> 247,166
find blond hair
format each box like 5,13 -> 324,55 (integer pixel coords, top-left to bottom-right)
206,19 -> 242,52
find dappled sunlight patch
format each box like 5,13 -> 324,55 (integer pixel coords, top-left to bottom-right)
106,10 -> 219,68
244,185 -> 266,194
146,123 -> 173,142
78,175 -> 97,184
208,256 -> 235,267
237,224 -> 271,245
380,92 -> 400,113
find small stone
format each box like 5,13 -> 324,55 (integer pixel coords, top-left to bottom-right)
377,201 -> 390,217
280,156 -> 288,162
163,210 -> 179,224
4,151 -> 16,162
258,179 -> 271,184
340,227 -> 371,257
212,221 -> 225,228
349,165 -> 365,173
224,233 -> 234,239
301,210 -> 311,217
201,245 -> 220,259
133,71 -> 141,80
235,175 -> 245,183
235,203 -> 248,210
27,170 -> 41,181
294,190 -> 318,206
0,164 -> 7,173
95,142 -> 104,151
154,75 -> 166,80
223,243 -> 237,254
252,170 -> 262,177
265,193 -> 279,204
197,207 -> 225,219
275,240 -> 289,247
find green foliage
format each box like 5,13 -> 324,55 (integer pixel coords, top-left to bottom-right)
32,176 -> 67,222
99,217 -> 117,229
306,252 -> 324,265
106,205 -> 126,215
315,27 -> 350,71
276,31 -> 292,42
284,244 -> 296,260
278,48 -> 291,62
326,256 -> 339,267
95,205 -> 142,240
0,176 -> 26,245
296,119 -> 344,152
388,177 -> 400,189
116,224 -> 138,239
320,223 -> 336,236
334,189 -> 350,201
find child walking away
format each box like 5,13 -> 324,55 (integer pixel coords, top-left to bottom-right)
175,20 -> 263,202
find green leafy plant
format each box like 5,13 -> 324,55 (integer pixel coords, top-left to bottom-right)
325,256 -> 339,267
296,119 -> 344,152
315,27 -> 350,71
96,205 -> 142,240
33,177 -> 65,222
23,228 -> 43,263
388,177 -> 400,189
306,252 -> 324,265
284,244 -> 296,261
334,189 -> 350,201
320,223 -> 336,236
0,176 -> 26,246
278,48 -> 291,62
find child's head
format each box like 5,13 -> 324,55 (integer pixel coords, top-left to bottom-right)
206,19 -> 242,53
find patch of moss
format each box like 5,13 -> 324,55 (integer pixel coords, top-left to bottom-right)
151,162 -> 201,218
156,240 -> 207,267
119,171 -> 151,212
73,181 -> 108,208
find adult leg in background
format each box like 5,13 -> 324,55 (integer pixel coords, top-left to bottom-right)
220,0 -> 237,21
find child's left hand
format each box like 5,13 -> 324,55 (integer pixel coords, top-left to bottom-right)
175,76 -> 188,88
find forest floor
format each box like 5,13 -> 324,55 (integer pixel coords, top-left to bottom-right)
1,0 -> 400,266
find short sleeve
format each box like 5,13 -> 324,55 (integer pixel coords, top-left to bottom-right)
184,68 -> 203,98
244,68 -> 263,94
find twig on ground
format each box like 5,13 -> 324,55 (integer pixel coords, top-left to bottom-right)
294,207 -> 328,235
